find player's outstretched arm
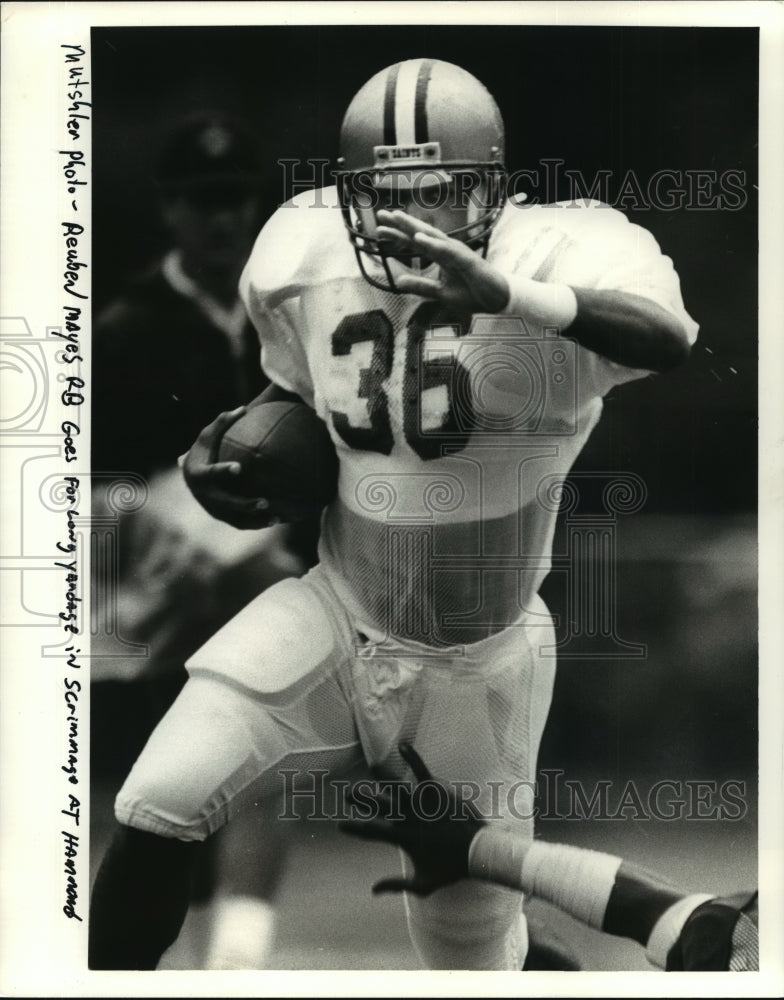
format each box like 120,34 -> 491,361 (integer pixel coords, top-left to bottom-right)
547,286 -> 691,373
340,742 -> 758,971
376,209 -> 692,373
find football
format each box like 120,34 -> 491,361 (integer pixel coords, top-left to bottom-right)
218,400 -> 339,521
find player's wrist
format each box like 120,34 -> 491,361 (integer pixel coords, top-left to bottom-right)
499,273 -> 578,331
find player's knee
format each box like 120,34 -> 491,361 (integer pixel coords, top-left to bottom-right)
114,766 -> 216,842
406,880 -> 525,969
408,879 -> 521,938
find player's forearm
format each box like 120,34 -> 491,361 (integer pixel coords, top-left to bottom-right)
568,287 -> 692,372
468,829 -> 622,929
467,828 -> 709,962
604,862 -> 686,946
502,277 -> 692,373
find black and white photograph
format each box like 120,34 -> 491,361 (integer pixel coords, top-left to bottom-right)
1,3 -> 782,996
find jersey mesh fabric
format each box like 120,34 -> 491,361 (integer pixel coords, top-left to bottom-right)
240,189 -> 699,649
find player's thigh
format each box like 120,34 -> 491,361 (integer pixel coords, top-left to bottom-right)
358,595 -> 556,822
115,573 -> 362,840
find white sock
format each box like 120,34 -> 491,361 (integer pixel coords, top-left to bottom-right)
203,895 -> 276,970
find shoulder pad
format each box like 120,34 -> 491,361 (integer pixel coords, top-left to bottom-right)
241,185 -> 347,298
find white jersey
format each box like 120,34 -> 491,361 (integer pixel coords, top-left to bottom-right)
240,188 -> 698,646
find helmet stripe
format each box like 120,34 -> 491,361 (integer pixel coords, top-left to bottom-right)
384,59 -> 435,147
414,59 -> 434,144
394,59 -> 422,146
383,62 -> 401,145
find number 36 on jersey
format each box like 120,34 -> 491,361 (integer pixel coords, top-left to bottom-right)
315,297 -> 579,461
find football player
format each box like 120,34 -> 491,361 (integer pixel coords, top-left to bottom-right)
341,742 -> 759,972
89,59 -> 697,970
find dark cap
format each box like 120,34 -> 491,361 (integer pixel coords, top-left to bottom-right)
155,112 -> 260,198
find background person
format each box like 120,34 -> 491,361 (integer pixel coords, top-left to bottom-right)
91,111 -> 316,969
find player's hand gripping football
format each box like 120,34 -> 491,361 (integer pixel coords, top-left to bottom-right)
180,407 -> 280,530
339,741 -> 486,897
375,209 -> 510,313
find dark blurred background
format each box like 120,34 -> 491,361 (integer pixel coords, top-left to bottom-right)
91,25 -> 758,969
92,24 -> 757,514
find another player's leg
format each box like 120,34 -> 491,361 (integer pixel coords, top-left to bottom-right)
89,573 -> 363,970
199,789 -> 291,969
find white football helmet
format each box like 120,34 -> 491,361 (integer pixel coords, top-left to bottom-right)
336,59 -> 507,292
